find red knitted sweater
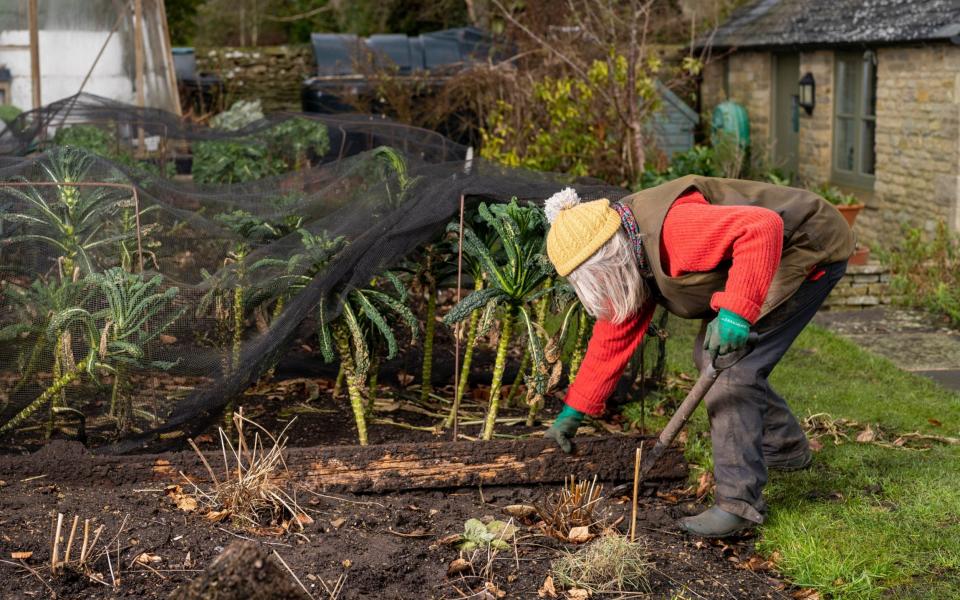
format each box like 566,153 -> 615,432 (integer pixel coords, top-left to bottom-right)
564,191 -> 784,416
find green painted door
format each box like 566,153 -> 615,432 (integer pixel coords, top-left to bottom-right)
773,54 -> 800,176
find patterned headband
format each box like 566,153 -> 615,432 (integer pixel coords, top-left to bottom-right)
610,201 -> 650,276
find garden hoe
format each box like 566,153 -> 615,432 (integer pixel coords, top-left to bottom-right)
611,333 -> 759,497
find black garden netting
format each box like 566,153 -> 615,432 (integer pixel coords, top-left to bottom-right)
0,94 -> 627,453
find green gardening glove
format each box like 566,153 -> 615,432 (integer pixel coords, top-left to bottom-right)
544,404 -> 585,453
703,308 -> 751,360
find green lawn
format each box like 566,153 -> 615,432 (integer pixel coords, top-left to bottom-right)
634,317 -> 960,599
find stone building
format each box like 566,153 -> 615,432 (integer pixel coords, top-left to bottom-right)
699,0 -> 960,244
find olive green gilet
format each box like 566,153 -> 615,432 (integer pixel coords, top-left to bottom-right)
623,175 -> 855,320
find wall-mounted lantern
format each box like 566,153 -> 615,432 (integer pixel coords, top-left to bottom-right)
798,72 -> 815,115
0,66 -> 12,106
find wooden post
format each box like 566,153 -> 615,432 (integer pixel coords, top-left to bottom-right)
134,0 -> 146,152
157,0 -> 183,117
134,0 -> 145,108
28,0 -> 40,109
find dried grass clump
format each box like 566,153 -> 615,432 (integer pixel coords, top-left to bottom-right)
551,535 -> 652,594
184,413 -> 309,531
534,475 -> 605,539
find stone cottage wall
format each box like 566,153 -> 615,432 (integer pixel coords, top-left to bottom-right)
796,50 -> 833,188
701,56 -> 727,115
700,53 -> 771,144
728,52 -> 771,143
196,45 -> 314,112
870,44 -> 960,240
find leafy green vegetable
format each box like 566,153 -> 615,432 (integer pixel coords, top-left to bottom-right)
456,518 -> 517,552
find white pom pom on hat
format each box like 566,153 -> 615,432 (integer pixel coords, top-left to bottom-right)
544,187 -> 581,224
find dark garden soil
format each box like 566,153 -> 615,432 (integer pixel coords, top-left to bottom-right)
1,324 -> 795,599
0,395 -> 796,599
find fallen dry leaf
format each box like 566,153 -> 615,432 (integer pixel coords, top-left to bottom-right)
247,526 -> 285,537
502,504 -> 537,519
792,589 -> 820,600
11,551 -> 32,560
396,371 -> 414,387
436,533 -> 462,546
809,438 -> 824,452
538,575 -> 557,598
165,485 -> 198,512
159,334 -> 177,345
205,509 -> 231,522
295,513 -> 314,526
134,553 -> 162,565
387,527 -> 430,538
928,418 -> 943,427
855,426 -> 876,443
656,491 -> 681,504
567,526 -> 594,543
741,555 -> 776,572
330,517 -> 346,529
695,471 -> 715,499
447,557 -> 471,577
566,589 -> 589,600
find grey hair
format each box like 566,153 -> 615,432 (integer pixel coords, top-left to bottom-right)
566,229 -> 648,324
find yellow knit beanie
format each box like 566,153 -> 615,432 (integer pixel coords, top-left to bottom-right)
545,188 -> 622,277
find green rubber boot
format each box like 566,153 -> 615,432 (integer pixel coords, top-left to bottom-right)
679,505 -> 754,538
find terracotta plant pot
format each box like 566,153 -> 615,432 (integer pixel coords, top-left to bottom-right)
849,245 -> 870,266
836,203 -> 865,228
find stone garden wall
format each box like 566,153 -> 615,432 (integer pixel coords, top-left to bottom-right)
195,45 -> 314,112
822,263 -> 893,309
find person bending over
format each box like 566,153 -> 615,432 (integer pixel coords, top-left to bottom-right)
542,175 -> 854,537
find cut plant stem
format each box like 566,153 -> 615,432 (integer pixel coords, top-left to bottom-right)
65,514 -> 79,565
334,325 -> 368,445
52,512 -> 63,574
482,307 -> 514,441
0,359 -> 88,435
420,276 -> 437,403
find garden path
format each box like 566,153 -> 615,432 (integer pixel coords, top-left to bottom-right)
814,306 -> 960,391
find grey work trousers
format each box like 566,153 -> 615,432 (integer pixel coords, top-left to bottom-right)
691,261 -> 847,523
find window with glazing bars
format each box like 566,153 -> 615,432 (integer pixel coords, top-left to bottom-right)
832,50 -> 877,188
